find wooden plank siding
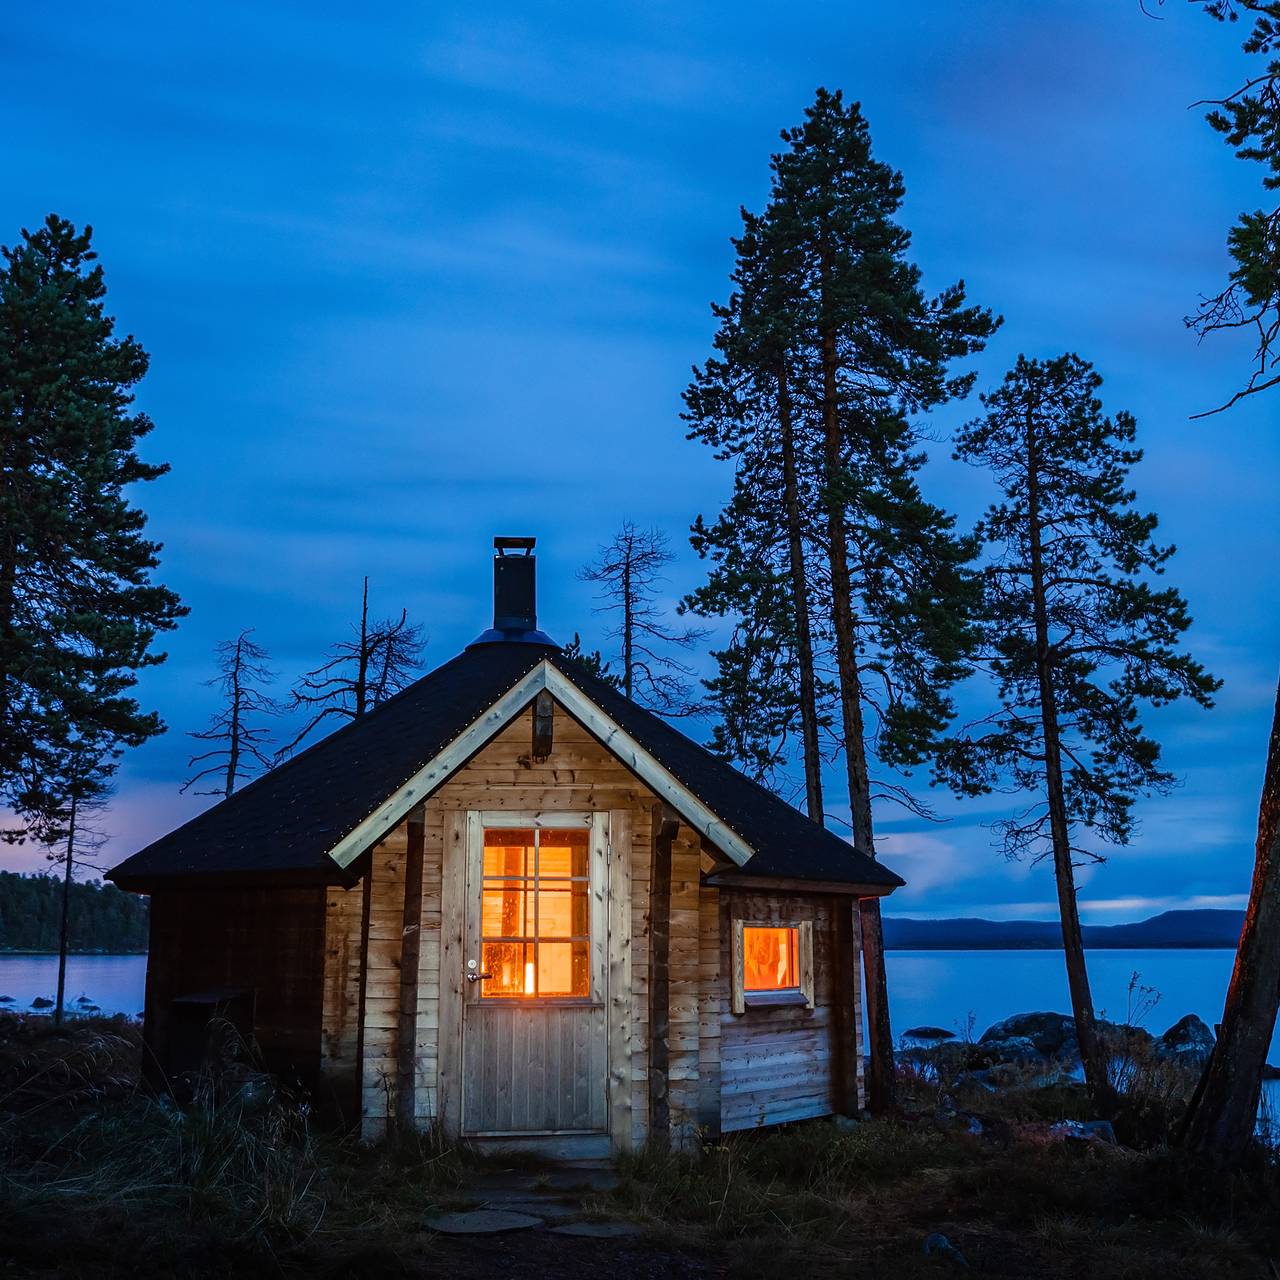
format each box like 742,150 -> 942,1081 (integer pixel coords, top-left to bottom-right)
430,703 -> 658,1152
315,697 -> 867,1150
359,822 -> 409,1139
718,890 -> 862,1132
319,874 -> 365,1121
145,886 -> 327,1089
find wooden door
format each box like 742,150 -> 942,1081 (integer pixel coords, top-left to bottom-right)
460,811 -> 609,1136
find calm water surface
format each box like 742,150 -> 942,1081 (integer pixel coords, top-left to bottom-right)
1,947 -> 1275,1061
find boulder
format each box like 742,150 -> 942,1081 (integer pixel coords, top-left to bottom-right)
1156,1014 -> 1215,1062
974,1035 -> 1041,1066
979,1012 -> 1075,1057
1097,1019 -> 1154,1054
1049,1119 -> 1117,1145
903,1025 -> 956,1043
30,996 -> 53,1009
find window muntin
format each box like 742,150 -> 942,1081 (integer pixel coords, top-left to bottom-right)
742,925 -> 800,992
480,827 -> 590,998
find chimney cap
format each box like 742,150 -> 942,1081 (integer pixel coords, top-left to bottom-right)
494,536 -> 536,556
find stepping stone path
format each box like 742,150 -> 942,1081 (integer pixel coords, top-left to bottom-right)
550,1221 -> 642,1238
425,1162 -> 639,1239
426,1210 -> 544,1235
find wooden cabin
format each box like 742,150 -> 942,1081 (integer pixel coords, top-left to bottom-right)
109,538 -> 903,1157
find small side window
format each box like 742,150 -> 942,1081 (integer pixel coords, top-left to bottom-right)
731,919 -> 814,1013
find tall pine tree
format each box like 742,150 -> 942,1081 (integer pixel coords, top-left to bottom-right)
0,215 -> 184,840
943,354 -> 1219,1101
687,91 -> 996,1111
1179,0 -> 1280,1162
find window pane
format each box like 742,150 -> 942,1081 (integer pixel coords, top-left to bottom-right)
481,881 -> 530,938
536,883 -> 588,938
743,926 -> 798,991
538,829 -> 588,878
538,940 -> 590,997
482,941 -> 534,996
483,829 -> 534,878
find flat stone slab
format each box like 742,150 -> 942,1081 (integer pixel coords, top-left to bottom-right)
492,1199 -> 581,1221
425,1209 -> 543,1235
550,1221 -> 642,1238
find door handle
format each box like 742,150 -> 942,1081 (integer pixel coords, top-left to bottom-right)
466,972 -> 493,983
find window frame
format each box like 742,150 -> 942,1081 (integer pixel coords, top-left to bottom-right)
468,810 -> 606,1007
730,917 -> 815,1014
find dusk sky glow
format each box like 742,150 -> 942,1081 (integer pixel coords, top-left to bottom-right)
4,2 -> 1277,921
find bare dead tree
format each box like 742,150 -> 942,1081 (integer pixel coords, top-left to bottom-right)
280,578 -> 426,755
579,523 -> 707,715
182,630 -> 280,797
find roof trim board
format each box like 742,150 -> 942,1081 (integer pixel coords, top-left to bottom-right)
324,660 -> 755,871
326,663 -> 549,869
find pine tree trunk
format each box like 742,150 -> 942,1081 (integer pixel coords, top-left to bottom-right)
777,364 -> 824,822
1184,676 -> 1280,1162
1025,408 -> 1112,1105
818,319 -> 895,1114
54,795 -> 77,1029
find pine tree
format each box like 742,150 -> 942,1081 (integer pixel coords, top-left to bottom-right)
1179,0 -> 1280,1162
689,90 -> 995,1112
0,214 -> 185,839
685,207 -> 830,817
579,523 -> 705,715
561,633 -> 622,689
182,630 -> 280,797
944,354 -> 1219,1102
281,578 -> 425,754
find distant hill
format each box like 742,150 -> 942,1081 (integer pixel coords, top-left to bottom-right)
883,909 -> 1245,950
0,871 -> 148,953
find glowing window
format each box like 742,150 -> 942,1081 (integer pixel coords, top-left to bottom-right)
480,827 -> 589,998
731,918 -> 815,1013
743,926 -> 799,992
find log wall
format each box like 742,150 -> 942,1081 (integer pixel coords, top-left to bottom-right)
718,890 -> 863,1131
316,699 -> 868,1148
145,885 -> 327,1087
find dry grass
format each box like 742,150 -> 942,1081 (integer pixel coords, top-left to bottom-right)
2,1012 -> 1278,1279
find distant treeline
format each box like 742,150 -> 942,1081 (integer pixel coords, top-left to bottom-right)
883,909 -> 1246,951
0,871 -> 148,953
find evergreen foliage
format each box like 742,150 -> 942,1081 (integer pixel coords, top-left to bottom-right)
685,89 -> 997,1112
0,870 -> 147,952
1189,1 -> 1280,413
943,353 -> 1218,1099
560,632 -> 623,689
0,214 -> 185,841
1180,0 -> 1280,1164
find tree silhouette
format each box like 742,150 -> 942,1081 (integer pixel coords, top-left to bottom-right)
1178,0 -> 1280,1163
182,630 -> 280,797
943,353 -> 1218,1103
688,90 -> 996,1113
281,578 -> 425,755
579,523 -> 705,715
0,214 -> 184,842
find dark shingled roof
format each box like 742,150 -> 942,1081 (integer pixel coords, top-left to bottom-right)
108,641 -> 903,893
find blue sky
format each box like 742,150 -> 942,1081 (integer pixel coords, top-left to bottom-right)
3,1 -> 1276,920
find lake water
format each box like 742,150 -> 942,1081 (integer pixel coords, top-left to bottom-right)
1,947 -> 1276,1060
